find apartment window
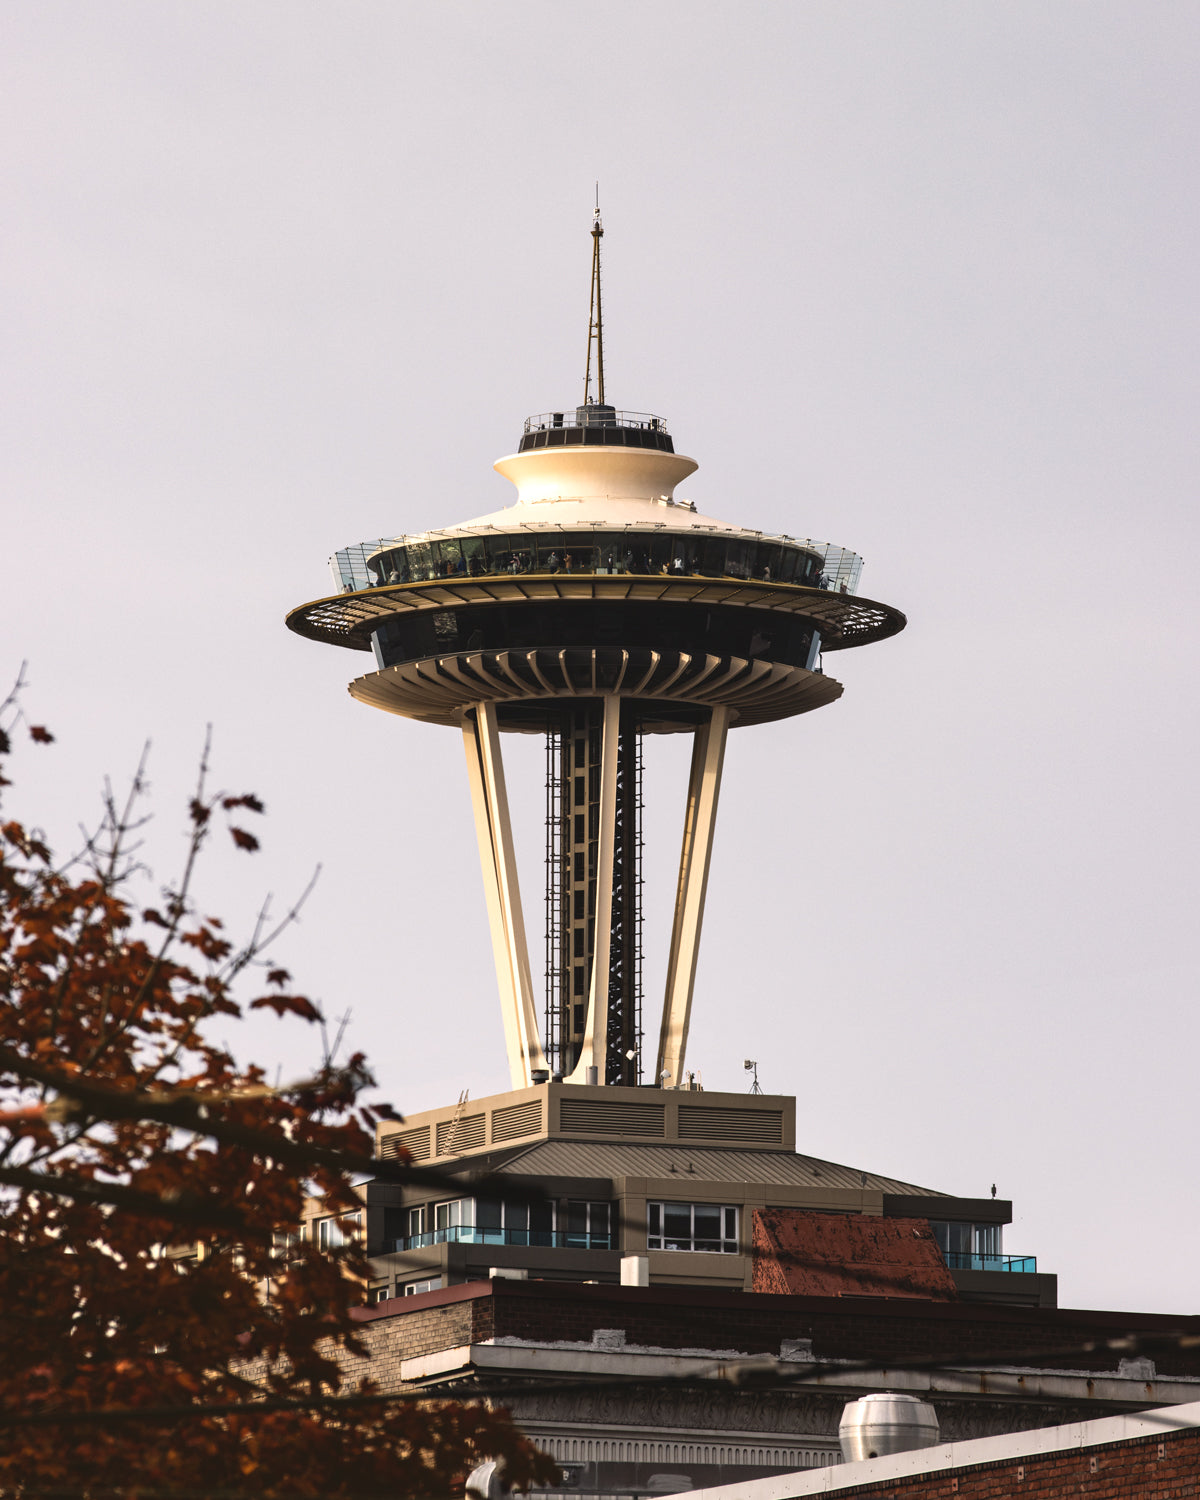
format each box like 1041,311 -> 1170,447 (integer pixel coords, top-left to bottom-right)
566,1200 -> 612,1249
433,1198 -> 472,1233
407,1205 -> 428,1238
422,1198 -> 555,1245
931,1221 -> 1002,1258
475,1196 -> 555,1245
317,1211 -> 362,1250
404,1277 -> 442,1296
647,1202 -> 738,1253
271,1228 -> 302,1258
367,1285 -> 393,1305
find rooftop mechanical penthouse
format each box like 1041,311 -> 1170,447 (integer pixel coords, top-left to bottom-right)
286,207 -> 905,1093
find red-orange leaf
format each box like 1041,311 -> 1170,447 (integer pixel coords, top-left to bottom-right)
222,794 -> 265,814
249,993 -> 322,1022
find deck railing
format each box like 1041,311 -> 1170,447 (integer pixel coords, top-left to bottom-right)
522,408 -> 668,435
327,533 -> 862,600
943,1251 -> 1038,1273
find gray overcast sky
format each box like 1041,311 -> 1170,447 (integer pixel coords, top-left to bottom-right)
2,2 -> 1197,1314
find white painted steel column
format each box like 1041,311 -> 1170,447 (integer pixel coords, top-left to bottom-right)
565,693 -> 622,1085
462,703 -> 546,1089
656,705 -> 731,1087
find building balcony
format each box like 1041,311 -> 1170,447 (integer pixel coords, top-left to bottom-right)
943,1251 -> 1038,1273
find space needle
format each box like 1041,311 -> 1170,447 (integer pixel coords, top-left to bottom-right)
287,208 -> 905,1092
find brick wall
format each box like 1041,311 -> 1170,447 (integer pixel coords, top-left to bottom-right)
820,1425 -> 1199,1497
413,1281 -> 1199,1377
349,1291 -> 481,1366
349,1280 -> 1200,1382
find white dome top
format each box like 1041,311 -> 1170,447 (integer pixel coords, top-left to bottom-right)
434,444 -> 756,538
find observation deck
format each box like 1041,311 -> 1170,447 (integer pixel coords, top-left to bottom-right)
518,405 -> 674,454
286,425 -> 905,733
287,390 -> 906,1090
287,541 -> 900,652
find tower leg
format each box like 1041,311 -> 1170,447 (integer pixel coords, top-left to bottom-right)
656,705 -> 731,1088
565,694 -> 621,1085
462,702 -> 547,1089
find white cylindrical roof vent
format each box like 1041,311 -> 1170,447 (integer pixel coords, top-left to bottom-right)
839,1393 -> 940,1463
465,1461 -> 508,1500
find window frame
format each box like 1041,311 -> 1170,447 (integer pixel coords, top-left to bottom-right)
565,1199 -> 613,1249
316,1210 -> 362,1251
930,1220 -> 1003,1256
646,1201 -> 739,1254
420,1197 -> 557,1246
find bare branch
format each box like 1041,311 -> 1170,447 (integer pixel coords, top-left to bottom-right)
0,1162 -> 252,1233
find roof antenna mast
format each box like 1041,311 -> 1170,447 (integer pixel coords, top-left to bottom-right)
583,186 -> 605,406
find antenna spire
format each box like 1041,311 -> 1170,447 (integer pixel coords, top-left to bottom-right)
584,190 -> 605,406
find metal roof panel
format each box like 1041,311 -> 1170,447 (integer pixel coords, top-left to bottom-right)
492,1140 -> 945,1196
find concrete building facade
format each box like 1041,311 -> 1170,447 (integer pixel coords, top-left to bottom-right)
341,1278 -> 1200,1495
360,1083 -> 1051,1310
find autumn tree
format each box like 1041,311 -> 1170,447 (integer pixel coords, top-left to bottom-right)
0,683 -> 557,1497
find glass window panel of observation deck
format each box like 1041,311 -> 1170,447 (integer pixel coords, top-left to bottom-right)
533,536 -> 565,572
775,545 -> 803,585
560,533 -> 601,573
433,539 -> 464,578
458,535 -> 487,576
480,533 -> 518,575
694,534 -> 727,578
379,548 -> 410,584
754,540 -> 783,582
799,549 -> 824,585
406,542 -> 433,581
666,531 -> 693,570
647,533 -> 675,575
498,540 -> 534,575
725,538 -> 753,580
597,540 -> 624,574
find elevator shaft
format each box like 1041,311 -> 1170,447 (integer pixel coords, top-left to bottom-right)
546,700 -> 642,1083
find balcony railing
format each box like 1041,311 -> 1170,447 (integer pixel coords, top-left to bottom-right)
943,1251 -> 1037,1273
396,1226 -> 612,1252
522,408 -> 668,435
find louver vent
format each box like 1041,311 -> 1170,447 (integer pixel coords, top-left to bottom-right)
380,1125 -> 431,1162
559,1099 -> 666,1137
491,1099 -> 543,1142
678,1106 -> 783,1143
436,1113 -> 486,1156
